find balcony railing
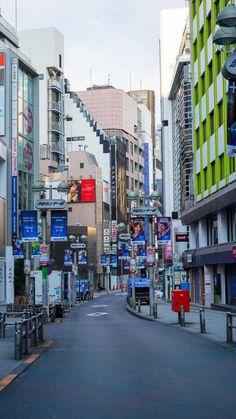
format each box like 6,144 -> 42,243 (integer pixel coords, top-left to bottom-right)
48,79 -> 62,92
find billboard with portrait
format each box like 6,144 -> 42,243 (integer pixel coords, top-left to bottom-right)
130,217 -> 146,244
67,179 -> 96,203
155,217 -> 171,244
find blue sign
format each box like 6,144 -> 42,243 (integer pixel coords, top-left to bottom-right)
12,176 -> 17,237
12,237 -> 24,258
21,210 -> 38,242
101,254 -> 107,265
110,255 -> 117,267
51,210 -> 67,241
64,249 -> 73,265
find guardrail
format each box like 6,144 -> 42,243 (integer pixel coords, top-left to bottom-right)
0,310 -> 44,359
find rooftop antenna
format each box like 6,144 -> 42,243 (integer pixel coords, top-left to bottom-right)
129,71 -> 132,91
140,80 -> 142,90
108,72 -> 111,85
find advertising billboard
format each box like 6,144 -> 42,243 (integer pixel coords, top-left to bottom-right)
67,179 -> 96,203
130,217 -> 146,244
50,210 -> 67,241
155,217 -> 172,244
227,80 -> 236,157
0,53 -> 5,136
21,210 -> 38,242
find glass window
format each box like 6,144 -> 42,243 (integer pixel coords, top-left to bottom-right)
28,77 -> 34,105
23,73 -> 29,102
18,69 -> 23,99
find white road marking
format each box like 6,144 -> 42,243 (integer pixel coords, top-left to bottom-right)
92,304 -> 109,308
87,312 -> 108,317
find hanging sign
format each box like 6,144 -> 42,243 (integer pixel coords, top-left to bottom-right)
21,210 -> 38,242
50,210 -> 67,241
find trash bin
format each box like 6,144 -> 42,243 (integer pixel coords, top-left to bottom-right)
55,303 -> 64,318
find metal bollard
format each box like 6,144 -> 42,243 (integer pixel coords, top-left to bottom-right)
0,313 -> 6,338
200,308 -> 206,333
226,312 -> 233,343
154,302 -> 158,319
31,316 -> 37,346
22,319 -> 29,355
138,299 -> 141,313
15,322 -> 23,360
180,306 -> 185,327
38,314 -> 44,342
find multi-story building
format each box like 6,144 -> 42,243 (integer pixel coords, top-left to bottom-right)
128,90 -> 157,188
77,85 -> 144,197
0,14 -> 39,307
182,0 -> 236,308
18,27 -> 65,173
159,7 -> 189,217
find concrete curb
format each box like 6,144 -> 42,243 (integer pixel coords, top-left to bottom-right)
0,339 -> 53,392
125,302 -> 155,321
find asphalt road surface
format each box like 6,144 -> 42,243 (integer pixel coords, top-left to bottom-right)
1,293 -> 236,419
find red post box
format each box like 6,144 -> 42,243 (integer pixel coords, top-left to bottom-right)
172,290 -> 190,313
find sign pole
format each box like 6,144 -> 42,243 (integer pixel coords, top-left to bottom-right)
42,211 -> 48,307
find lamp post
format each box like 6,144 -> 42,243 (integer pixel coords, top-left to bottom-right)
68,233 -> 88,303
32,180 -> 70,309
117,222 -> 129,292
128,190 -> 162,315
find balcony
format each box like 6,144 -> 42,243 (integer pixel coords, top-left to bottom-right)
48,79 -> 62,92
51,142 -> 63,154
48,101 -> 63,113
48,121 -> 63,134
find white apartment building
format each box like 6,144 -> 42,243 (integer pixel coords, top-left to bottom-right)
18,27 -> 65,174
159,7 -> 189,217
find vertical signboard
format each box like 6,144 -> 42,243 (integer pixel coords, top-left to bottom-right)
155,217 -> 172,244
21,210 -> 38,242
144,142 -> 150,241
0,53 -> 5,135
12,58 -> 18,240
227,80 -> 236,157
50,210 -> 67,241
110,143 -> 117,242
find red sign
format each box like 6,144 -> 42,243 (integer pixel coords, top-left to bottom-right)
81,179 -> 96,202
176,234 -> 189,242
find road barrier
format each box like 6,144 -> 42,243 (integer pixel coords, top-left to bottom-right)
0,309 -> 45,359
226,312 -> 236,343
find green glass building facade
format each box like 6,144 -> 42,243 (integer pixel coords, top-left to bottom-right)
182,0 -> 236,308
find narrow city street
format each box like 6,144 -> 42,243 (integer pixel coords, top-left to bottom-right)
1,293 -> 236,419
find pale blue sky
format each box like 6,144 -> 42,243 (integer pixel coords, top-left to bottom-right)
1,0 -> 186,97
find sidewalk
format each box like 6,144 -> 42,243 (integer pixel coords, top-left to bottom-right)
126,299 -> 236,347
0,289 -> 118,390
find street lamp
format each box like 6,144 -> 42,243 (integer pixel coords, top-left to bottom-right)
213,4 -> 236,80
68,233 -> 88,303
128,189 -> 162,315
127,191 -> 139,309
117,222 -> 130,292
32,180 -> 70,309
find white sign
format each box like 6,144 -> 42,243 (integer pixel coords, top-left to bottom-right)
119,233 -> 130,240
70,243 -> 86,249
36,199 -> 67,209
131,207 -> 161,216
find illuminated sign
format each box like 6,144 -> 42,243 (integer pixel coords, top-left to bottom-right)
67,179 -> 96,203
176,234 -> 189,242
